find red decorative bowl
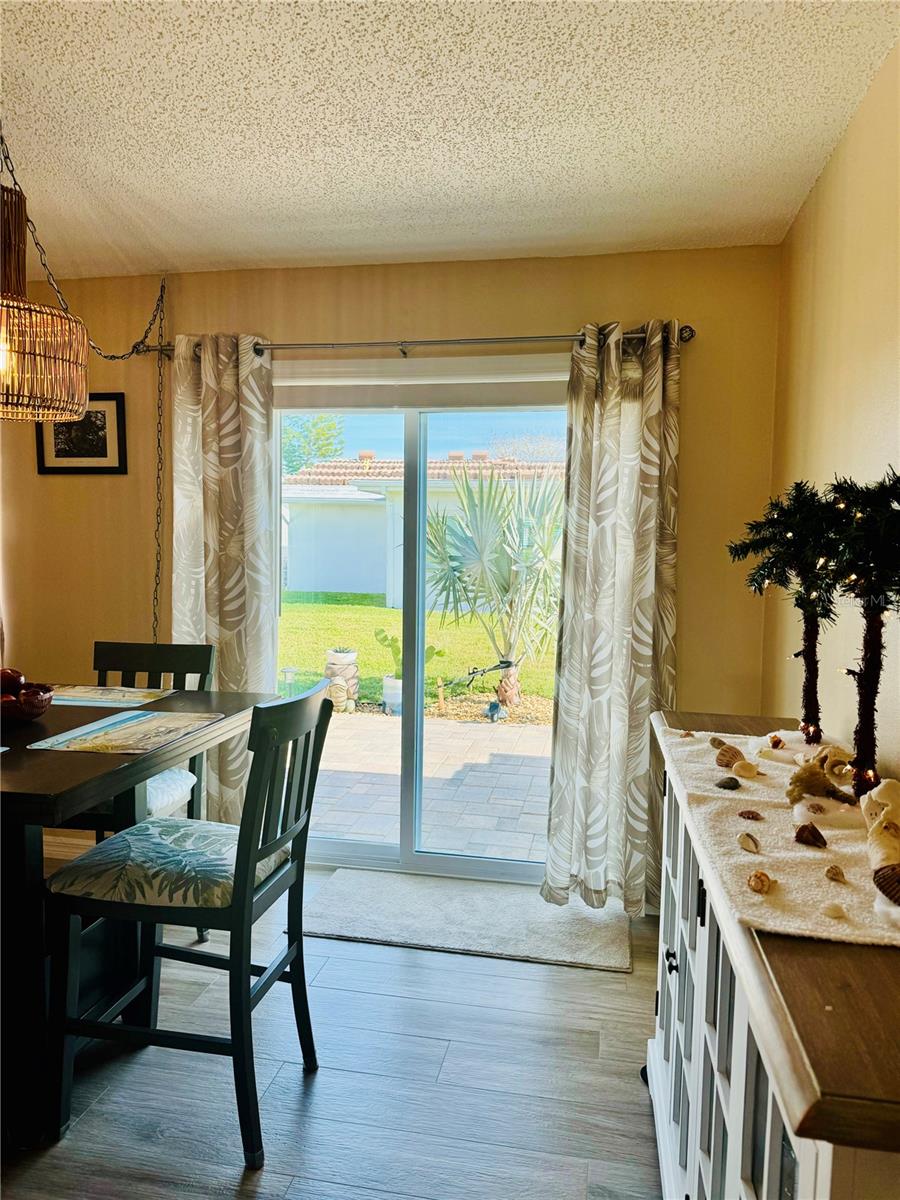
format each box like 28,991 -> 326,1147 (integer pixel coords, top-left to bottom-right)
1,683 -> 54,722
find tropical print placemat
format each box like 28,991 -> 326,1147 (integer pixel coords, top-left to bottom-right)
52,685 -> 176,707
29,710 -> 223,754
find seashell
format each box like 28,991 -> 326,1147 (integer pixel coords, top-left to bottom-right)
747,870 -> 773,895
807,802 -> 826,814
825,864 -> 846,883
709,736 -> 726,749
716,745 -> 745,769
733,759 -> 764,779
795,822 -> 827,848
679,730 -> 696,738
768,733 -> 785,749
738,831 -> 760,854
738,809 -> 763,821
716,776 -> 741,790
821,902 -> 848,920
873,863 -> 900,906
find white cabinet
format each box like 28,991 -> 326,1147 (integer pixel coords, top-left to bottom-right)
649,729 -> 900,1200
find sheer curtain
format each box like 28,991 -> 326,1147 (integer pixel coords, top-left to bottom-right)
542,321 -> 679,915
172,334 -> 277,824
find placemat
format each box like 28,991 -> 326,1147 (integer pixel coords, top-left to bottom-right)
661,728 -> 899,947
29,709 -> 222,754
52,685 -> 175,707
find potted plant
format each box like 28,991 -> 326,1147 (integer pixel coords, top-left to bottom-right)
374,629 -> 443,715
324,646 -> 359,713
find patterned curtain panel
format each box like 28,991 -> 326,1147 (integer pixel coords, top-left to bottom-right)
172,334 -> 277,824
542,321 -> 679,916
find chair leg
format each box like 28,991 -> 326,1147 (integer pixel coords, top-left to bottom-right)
195,926 -> 210,944
123,922 -> 161,1028
48,906 -> 82,1141
229,938 -> 263,1169
286,878 -> 318,1072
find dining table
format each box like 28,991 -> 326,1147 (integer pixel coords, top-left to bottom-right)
0,688 -> 277,1149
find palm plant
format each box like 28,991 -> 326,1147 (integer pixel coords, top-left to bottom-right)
728,482 -> 840,745
425,467 -> 564,704
827,468 -> 900,797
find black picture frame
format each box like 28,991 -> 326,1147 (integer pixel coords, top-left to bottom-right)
35,392 -> 128,475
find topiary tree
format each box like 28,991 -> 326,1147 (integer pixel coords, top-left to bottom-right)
728,482 -> 840,744
827,468 -> 900,798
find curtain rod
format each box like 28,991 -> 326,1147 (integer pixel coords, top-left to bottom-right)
142,325 -> 696,359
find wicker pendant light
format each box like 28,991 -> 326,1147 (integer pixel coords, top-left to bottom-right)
1,183 -> 89,421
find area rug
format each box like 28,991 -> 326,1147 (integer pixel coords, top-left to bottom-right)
303,869 -> 632,971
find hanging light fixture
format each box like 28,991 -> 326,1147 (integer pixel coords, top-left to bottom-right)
1,180 -> 89,421
0,127 -> 165,422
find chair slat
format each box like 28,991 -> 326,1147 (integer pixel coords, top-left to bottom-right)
121,670 -> 137,687
146,670 -> 163,688
261,743 -> 290,849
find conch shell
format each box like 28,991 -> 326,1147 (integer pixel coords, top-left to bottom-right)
716,745 -> 745,769
862,779 -> 900,908
810,744 -> 854,787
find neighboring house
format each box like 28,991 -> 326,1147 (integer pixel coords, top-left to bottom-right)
282,452 -> 562,606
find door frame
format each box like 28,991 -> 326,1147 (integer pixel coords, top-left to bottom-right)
275,357 -> 569,883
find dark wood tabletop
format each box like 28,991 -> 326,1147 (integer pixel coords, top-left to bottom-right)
0,690 -> 276,826
659,709 -> 900,1153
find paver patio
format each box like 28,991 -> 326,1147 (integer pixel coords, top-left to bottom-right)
311,713 -> 551,862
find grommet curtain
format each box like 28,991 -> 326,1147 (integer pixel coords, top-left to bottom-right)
542,321 -> 679,915
172,334 -> 277,823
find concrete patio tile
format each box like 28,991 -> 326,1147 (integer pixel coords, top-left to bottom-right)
421,828 -> 479,851
350,813 -> 402,836
466,828 -> 533,849
454,813 -> 500,830
470,841 -> 534,860
462,801 -> 522,819
515,813 -> 549,833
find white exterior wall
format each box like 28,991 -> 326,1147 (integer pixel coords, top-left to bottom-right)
286,499 -> 386,595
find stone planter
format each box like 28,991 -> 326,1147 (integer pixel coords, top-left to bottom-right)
325,648 -> 359,712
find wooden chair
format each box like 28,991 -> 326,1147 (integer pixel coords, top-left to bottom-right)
46,683 -> 333,1170
64,641 -> 216,835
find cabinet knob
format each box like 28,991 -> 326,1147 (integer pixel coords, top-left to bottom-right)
666,955 -> 679,975
664,948 -> 676,963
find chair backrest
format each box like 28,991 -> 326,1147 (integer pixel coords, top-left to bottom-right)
234,682 -> 333,899
93,641 -> 216,691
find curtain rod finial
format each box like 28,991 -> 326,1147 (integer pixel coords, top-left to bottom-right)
680,325 -> 696,343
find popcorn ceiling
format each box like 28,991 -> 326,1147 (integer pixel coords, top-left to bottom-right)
2,1 -> 898,279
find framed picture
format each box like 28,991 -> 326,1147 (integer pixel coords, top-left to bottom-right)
35,392 -> 127,475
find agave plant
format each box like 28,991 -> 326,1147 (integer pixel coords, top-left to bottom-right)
425,467 -> 564,703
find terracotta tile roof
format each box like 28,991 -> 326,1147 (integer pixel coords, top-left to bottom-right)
284,457 -> 564,486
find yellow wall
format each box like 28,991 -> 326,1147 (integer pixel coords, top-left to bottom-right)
1,246 -> 781,712
762,45 -> 900,773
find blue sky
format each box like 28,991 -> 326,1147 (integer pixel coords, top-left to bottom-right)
317,409 -> 566,460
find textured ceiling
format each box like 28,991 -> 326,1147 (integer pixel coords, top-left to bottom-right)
2,1 -> 898,279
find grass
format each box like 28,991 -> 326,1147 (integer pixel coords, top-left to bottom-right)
278,592 -> 556,703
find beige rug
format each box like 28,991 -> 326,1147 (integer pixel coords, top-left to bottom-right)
304,868 -> 632,971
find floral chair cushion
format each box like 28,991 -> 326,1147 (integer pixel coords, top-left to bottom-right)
90,768 -> 197,817
47,817 -> 289,909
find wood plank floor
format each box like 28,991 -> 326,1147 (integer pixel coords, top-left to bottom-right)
2,868 -> 662,1200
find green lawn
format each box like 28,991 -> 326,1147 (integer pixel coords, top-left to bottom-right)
278,592 -> 556,703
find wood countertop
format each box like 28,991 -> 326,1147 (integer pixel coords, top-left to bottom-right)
656,710 -> 900,1154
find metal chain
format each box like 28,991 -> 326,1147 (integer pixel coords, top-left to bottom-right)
1,125 -> 164,360
1,126 -> 168,642
152,288 -> 166,643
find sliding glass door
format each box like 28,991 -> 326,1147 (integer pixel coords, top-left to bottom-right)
277,402 -> 565,882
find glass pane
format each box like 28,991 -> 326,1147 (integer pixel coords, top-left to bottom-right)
279,411 -> 404,846
418,408 -> 565,861
751,1045 -> 769,1198
779,1126 -> 797,1200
